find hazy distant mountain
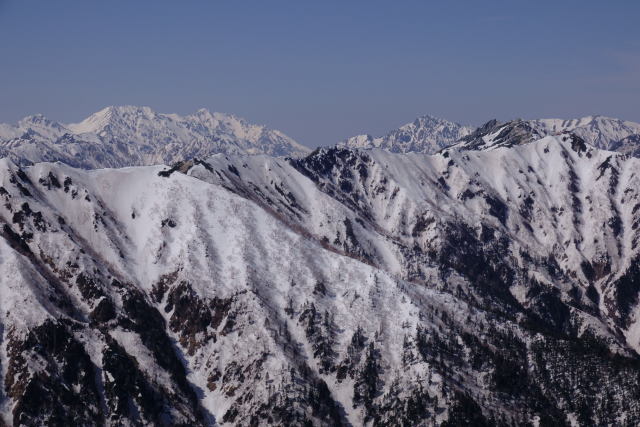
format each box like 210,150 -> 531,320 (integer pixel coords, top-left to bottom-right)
339,115 -> 474,154
0,106 -> 310,168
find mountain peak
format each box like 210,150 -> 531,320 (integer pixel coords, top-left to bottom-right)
18,113 -> 62,129
68,105 -> 161,133
194,107 -> 216,117
412,114 -> 451,123
339,114 -> 473,154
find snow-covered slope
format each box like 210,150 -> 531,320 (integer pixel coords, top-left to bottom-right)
530,115 -> 640,151
0,106 -> 309,169
339,115 -> 473,154
2,132 -> 640,425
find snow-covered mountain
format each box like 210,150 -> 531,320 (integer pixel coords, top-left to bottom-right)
339,115 -> 473,154
454,116 -> 640,159
2,128 -> 640,425
529,115 -> 640,151
339,114 -> 640,158
0,106 -> 310,168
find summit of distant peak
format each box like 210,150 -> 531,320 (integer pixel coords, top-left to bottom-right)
18,113 -> 62,128
339,114 -> 473,154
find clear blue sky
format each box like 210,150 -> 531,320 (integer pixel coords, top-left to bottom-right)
1,0 -> 638,147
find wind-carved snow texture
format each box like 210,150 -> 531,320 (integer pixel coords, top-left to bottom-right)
0,106 -> 310,169
3,128 -> 640,424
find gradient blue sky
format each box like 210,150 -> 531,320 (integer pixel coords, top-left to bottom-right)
1,1 -> 638,147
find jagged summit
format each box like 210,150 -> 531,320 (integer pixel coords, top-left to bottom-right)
0,106 -> 310,168
339,114 -> 474,154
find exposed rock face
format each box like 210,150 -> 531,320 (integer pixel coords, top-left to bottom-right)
1,131 -> 640,425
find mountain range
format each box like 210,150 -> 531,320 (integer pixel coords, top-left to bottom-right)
2,108 -> 640,425
2,107 -> 640,167
341,114 -> 640,156
0,106 -> 310,169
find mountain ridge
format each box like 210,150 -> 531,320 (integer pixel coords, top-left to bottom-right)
0,106 -> 310,169
2,132 -> 640,424
339,113 -> 640,157
3,108 -> 640,170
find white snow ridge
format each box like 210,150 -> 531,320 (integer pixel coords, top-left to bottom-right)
1,111 -> 640,425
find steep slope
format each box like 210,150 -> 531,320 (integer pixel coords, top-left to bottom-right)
0,159 -> 391,425
2,133 -> 640,425
339,115 -> 473,154
0,106 -> 309,169
190,136 -> 640,423
201,136 -> 640,346
292,138 -> 640,330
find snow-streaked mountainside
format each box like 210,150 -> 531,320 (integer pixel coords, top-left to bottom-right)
339,113 -> 640,158
3,128 -> 640,425
0,106 -> 310,168
339,115 -> 473,154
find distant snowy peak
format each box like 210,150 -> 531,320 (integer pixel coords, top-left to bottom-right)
0,114 -> 67,142
69,105 -> 311,157
339,114 -> 473,154
0,106 -> 309,168
66,105 -> 162,135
